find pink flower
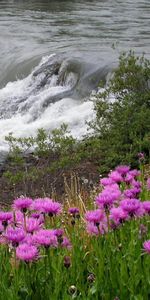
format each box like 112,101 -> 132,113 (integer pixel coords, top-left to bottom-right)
30,213 -> 44,224
16,244 -> 38,262
96,185 -> 121,210
123,187 -> 141,198
25,217 -> 42,233
86,222 -> 99,235
110,207 -> 128,225
120,198 -> 141,217
13,197 -> 33,212
5,227 -> 26,245
86,222 -> 107,236
14,211 -> 24,225
53,228 -> 64,237
21,234 -> 35,246
143,240 -> 150,254
61,237 -> 72,249
100,177 -> 114,186
33,229 -> 58,248
42,198 -> 62,216
32,198 -> 46,212
115,165 -> 130,176
142,201 -> 150,215
32,198 -> 62,216
128,169 -> 140,178
124,173 -> 134,184
85,209 -> 105,225
138,152 -> 145,161
0,212 -> 13,227
68,207 -> 80,217
132,180 -> 141,189
108,171 -> 123,183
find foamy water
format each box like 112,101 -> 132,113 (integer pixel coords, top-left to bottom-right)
0,55 -> 95,151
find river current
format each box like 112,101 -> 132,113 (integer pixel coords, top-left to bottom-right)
0,0 -> 150,152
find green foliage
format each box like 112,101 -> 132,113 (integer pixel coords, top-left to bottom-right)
4,124 -> 81,188
3,170 -> 24,185
91,51 -> 150,172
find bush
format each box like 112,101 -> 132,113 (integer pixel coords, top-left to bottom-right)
91,51 -> 150,172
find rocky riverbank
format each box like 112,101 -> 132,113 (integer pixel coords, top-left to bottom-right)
0,152 -> 100,206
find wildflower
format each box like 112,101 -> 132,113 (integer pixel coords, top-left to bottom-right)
142,201 -> 150,215
128,169 -> 140,178
147,178 -> 150,190
71,219 -> 76,226
123,187 -> 141,198
64,256 -> 71,268
13,197 -> 33,213
16,244 -> 38,262
85,209 -> 105,226
68,207 -> 80,218
14,211 -> 24,225
0,212 -> 13,228
21,234 -> 35,246
87,273 -> 95,284
53,229 -> 64,244
25,217 -> 42,233
115,165 -> 130,176
138,152 -> 145,161
5,227 -> 26,246
96,185 -> 121,210
61,237 -> 72,249
54,228 -> 64,237
100,177 -> 114,186
33,229 -> 58,248
120,198 -> 141,217
108,171 -> 123,183
42,198 -> 62,216
32,198 -> 46,212
32,198 -> 62,216
68,285 -> 77,296
31,212 -> 41,219
30,213 -> 44,224
110,207 -> 128,226
143,240 -> 150,254
124,173 -> 134,184
86,222 -> 107,235
132,180 -> 141,189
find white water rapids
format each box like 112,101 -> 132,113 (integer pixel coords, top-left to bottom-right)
0,55 -> 95,152
0,0 -> 150,155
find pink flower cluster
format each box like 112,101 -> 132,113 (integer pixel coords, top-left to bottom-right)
85,165 -> 150,235
0,197 -> 71,262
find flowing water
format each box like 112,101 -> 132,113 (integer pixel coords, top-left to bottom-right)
0,0 -> 150,152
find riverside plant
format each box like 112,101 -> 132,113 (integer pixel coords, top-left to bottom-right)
0,164 -> 150,299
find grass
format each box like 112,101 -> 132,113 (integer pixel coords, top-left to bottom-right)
0,160 -> 150,299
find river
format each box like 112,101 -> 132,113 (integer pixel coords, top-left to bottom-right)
0,0 -> 150,151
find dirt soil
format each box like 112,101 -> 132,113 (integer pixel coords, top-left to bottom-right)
0,153 -> 100,206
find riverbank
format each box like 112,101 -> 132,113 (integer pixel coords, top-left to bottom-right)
0,150 -> 100,206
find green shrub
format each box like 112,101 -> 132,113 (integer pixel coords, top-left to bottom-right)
90,51 -> 150,172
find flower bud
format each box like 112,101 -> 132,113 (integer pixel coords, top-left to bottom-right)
68,285 -> 77,295
64,256 -> 71,269
87,273 -> 95,284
